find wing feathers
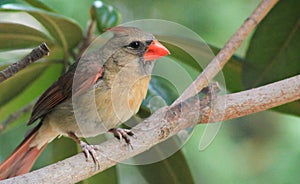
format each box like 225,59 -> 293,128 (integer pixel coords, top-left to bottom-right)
28,61 -> 104,125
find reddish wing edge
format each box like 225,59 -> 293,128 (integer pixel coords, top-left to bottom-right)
28,62 -> 104,125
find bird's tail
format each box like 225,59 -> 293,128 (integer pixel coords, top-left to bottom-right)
0,123 -> 47,180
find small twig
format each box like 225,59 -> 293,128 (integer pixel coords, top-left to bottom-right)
0,43 -> 50,83
173,0 -> 279,104
0,101 -> 35,132
75,20 -> 97,60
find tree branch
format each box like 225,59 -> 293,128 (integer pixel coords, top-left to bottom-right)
75,19 -> 97,60
3,75 -> 299,184
174,0 -> 279,104
0,43 -> 50,83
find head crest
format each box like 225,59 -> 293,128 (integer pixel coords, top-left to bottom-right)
107,26 -> 143,37
107,26 -> 128,32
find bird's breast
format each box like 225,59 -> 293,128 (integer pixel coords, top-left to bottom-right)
94,74 -> 151,129
127,75 -> 151,112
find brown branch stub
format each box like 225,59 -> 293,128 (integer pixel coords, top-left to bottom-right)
0,43 -> 50,83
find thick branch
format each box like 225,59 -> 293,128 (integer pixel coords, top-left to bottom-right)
3,75 -> 299,184
0,43 -> 50,83
174,0 -> 279,104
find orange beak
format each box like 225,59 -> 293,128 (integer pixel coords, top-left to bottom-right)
143,40 -> 170,61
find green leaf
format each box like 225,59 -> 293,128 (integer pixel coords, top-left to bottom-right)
29,12 -> 83,52
0,4 -> 83,55
161,41 -> 202,79
243,0 -> 300,116
147,76 -> 179,105
24,0 -> 55,12
212,48 -> 244,93
136,145 -> 194,183
34,137 -> 78,170
158,38 -> 244,93
222,58 -> 243,92
272,101 -> 300,116
0,62 -> 63,128
84,166 -> 118,184
243,0 -> 300,88
0,62 -> 49,106
0,23 -> 53,51
136,55 -> 195,183
90,1 -> 121,32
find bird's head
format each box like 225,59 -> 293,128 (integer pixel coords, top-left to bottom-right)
108,26 -> 170,63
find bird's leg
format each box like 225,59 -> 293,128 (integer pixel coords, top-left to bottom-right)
108,128 -> 135,149
68,132 -> 100,168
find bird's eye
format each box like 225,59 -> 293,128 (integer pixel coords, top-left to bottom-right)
128,41 -> 141,49
145,40 -> 152,46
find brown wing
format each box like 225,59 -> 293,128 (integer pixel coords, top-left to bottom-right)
28,61 -> 104,125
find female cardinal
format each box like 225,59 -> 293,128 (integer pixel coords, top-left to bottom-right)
0,26 -> 170,179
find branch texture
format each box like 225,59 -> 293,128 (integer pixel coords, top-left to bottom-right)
175,0 -> 279,103
3,75 -> 299,184
0,43 -> 50,83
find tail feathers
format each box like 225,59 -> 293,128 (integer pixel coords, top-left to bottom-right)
0,124 -> 47,180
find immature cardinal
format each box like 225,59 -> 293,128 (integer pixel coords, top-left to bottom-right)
0,26 -> 170,179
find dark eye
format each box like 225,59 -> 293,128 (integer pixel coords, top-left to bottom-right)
145,40 -> 152,46
128,41 -> 141,49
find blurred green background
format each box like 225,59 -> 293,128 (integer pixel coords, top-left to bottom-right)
0,0 -> 299,183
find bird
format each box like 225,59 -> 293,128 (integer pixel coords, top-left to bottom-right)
0,26 -> 170,180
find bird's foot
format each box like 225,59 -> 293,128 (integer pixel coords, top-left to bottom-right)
80,141 -> 100,169
109,128 -> 135,149
68,132 -> 100,169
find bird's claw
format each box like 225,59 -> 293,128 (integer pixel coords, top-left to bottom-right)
80,141 -> 100,169
109,128 -> 135,149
